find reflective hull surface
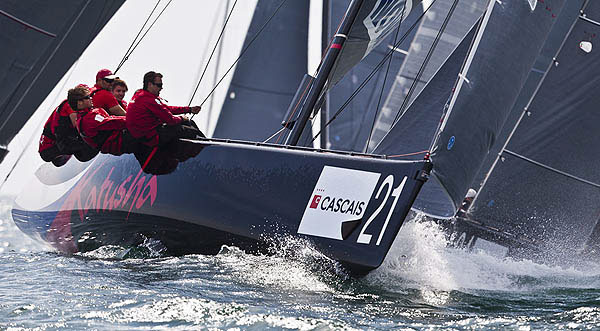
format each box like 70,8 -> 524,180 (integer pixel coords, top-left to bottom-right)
12,139 -> 430,274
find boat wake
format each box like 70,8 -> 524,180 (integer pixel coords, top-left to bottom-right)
77,236 -> 168,260
369,213 -> 600,293
4,187 -> 600,298
75,229 -> 349,294
213,234 -> 350,293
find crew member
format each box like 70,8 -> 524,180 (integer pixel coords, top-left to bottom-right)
111,78 -> 129,109
126,71 -> 203,147
456,188 -> 477,217
68,85 -> 136,156
39,90 -> 98,166
91,69 -> 126,116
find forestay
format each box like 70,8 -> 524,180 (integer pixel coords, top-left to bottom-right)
324,0 -> 420,152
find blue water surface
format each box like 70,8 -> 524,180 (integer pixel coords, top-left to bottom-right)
2,195 -> 600,330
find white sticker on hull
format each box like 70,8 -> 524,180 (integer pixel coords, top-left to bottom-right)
297,166 -> 381,240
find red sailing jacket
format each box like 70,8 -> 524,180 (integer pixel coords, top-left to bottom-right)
126,89 -> 190,146
39,100 -> 76,153
91,84 -> 119,113
76,107 -> 127,155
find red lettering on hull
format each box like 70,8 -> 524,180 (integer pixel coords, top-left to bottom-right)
47,162 -> 159,253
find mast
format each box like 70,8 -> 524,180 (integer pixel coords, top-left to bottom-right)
320,0 -> 330,149
286,0 -> 364,146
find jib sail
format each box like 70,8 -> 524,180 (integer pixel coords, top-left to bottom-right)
374,17 -> 481,216
470,0 -> 600,251
425,0 -> 565,217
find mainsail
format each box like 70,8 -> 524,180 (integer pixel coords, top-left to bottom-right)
422,0 -> 566,217
367,0 -> 487,151
212,0 -> 309,141
374,18 -> 480,216
0,0 -> 125,163
286,0 -> 424,146
327,0 -> 423,86
469,0 -> 600,251
324,0 -> 421,152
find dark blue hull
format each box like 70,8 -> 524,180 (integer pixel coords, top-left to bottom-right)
12,139 -> 430,274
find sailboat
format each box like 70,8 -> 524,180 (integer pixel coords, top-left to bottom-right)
7,0 -> 577,274
438,0 -> 600,262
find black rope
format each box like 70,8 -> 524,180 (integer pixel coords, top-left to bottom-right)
311,0 -> 439,144
188,0 -> 238,108
364,4 -> 405,153
114,0 -> 160,73
391,0 -> 460,127
114,0 -> 174,74
115,0 -> 162,73
195,0 -> 289,108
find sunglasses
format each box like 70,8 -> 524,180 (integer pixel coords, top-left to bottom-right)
80,95 -> 92,100
152,82 -> 163,88
103,78 -> 115,83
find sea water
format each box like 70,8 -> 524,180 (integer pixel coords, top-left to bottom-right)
2,198 -> 600,330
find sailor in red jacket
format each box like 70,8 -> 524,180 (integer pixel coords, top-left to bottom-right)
68,85 -> 136,156
39,92 -> 98,166
111,78 -> 129,109
126,71 -> 203,147
91,69 -> 126,116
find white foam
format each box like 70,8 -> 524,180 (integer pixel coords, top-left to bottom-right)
215,242 -> 338,293
369,214 -> 600,292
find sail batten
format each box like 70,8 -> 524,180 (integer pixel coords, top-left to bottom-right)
435,0 -> 494,134
503,149 -> 600,189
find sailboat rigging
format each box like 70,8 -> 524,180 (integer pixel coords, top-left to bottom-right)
7,0 -> 593,274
